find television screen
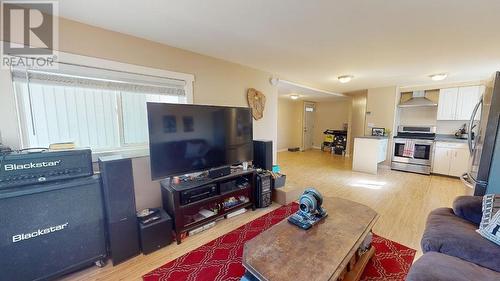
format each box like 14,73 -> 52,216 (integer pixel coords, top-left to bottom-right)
147,103 -> 253,179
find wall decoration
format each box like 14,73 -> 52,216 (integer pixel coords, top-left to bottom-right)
247,88 -> 266,120
162,115 -> 177,133
183,116 -> 194,132
371,127 -> 386,136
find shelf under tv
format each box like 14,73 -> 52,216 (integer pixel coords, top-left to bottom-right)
161,168 -> 257,244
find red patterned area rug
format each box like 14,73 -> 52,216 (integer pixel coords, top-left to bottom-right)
143,203 -> 416,281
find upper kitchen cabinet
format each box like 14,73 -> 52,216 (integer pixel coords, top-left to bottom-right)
437,88 -> 459,120
437,86 -> 483,121
456,86 -> 482,120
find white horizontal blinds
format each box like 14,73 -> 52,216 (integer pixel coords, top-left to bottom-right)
12,61 -> 188,151
121,92 -> 185,144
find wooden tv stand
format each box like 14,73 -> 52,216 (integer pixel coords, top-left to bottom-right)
161,168 -> 257,244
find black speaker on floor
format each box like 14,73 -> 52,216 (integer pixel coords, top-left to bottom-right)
253,140 -> 273,171
138,209 -> 173,254
0,176 -> 107,281
99,156 -> 140,265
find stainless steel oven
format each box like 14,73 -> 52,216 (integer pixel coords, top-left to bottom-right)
391,126 -> 436,174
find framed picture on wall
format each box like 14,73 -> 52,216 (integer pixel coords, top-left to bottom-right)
371,127 -> 385,136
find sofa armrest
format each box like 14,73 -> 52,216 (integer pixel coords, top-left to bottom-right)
422,208 -> 500,272
452,196 -> 483,226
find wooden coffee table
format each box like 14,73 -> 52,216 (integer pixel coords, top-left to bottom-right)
242,197 -> 379,281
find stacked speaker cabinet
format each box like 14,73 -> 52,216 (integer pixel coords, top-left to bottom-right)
253,140 -> 273,171
99,156 -> 140,265
0,176 -> 107,281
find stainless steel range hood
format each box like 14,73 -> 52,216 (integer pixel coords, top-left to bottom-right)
399,90 -> 438,107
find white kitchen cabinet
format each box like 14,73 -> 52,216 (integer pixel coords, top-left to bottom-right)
449,148 -> 470,177
352,137 -> 388,174
433,146 -> 452,175
455,86 -> 482,120
432,142 -> 470,177
437,88 -> 459,120
437,86 -> 483,121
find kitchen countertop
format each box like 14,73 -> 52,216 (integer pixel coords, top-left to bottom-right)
435,134 -> 468,143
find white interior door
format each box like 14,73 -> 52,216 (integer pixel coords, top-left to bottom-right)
303,102 -> 315,150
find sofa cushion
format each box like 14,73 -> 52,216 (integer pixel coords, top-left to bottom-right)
452,195 -> 483,225
421,207 -> 500,272
406,252 -> 500,281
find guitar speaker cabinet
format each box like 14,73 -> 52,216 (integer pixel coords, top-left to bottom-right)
99,156 -> 140,265
0,176 -> 106,281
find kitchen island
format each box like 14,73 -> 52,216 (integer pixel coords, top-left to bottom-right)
352,136 -> 389,174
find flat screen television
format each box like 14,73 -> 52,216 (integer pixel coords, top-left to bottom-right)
147,103 -> 253,180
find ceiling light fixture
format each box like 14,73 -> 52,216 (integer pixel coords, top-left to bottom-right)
338,75 -> 353,83
429,73 -> 448,81
290,94 -> 299,100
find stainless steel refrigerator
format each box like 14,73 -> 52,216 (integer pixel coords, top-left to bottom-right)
461,72 -> 500,195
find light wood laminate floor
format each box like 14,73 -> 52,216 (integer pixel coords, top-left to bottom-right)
62,150 -> 471,281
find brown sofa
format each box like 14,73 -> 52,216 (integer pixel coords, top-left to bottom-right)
406,196 -> 500,281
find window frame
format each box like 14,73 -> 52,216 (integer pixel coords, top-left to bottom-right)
9,52 -> 195,159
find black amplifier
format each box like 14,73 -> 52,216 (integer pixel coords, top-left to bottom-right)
0,149 -> 93,189
180,184 -> 217,205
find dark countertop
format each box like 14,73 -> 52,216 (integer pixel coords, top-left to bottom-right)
435,134 -> 468,143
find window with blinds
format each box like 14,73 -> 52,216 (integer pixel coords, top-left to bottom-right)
12,62 -> 188,151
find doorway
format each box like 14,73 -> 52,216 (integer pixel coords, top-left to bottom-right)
303,102 -> 316,150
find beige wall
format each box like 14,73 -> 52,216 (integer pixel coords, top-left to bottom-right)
277,98 -> 302,151
365,86 -> 398,136
365,86 -> 398,164
0,17 -> 278,210
399,107 -> 438,126
346,90 -> 368,155
313,99 -> 350,147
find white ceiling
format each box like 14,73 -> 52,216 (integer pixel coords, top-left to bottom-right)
277,80 -> 346,102
58,0 -> 500,93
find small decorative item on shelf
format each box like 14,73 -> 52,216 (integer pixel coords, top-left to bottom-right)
371,127 -> 385,136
